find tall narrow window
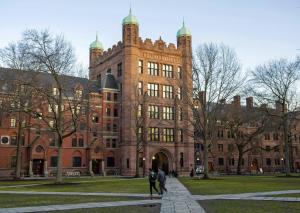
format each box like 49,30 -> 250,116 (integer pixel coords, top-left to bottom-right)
73,157 -> 82,167
138,81 -> 143,95
163,107 -> 174,120
137,127 -> 143,141
117,63 -> 122,76
180,152 -> 184,167
148,127 -> 159,141
10,118 -> 16,127
148,105 -> 159,119
162,85 -> 173,99
162,64 -> 173,78
179,129 -> 183,142
148,83 -> 159,97
177,66 -> 182,79
177,87 -> 182,100
137,104 -> 142,117
138,60 -> 143,74
148,62 -> 159,76
163,128 -> 174,142
178,107 -> 183,121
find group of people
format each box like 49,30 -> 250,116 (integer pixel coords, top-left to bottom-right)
148,168 -> 168,196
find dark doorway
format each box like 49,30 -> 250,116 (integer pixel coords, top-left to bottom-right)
251,159 -> 258,171
33,159 -> 44,176
152,152 -> 169,174
92,159 -> 102,175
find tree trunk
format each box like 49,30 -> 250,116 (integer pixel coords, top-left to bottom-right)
202,139 -> 209,179
15,117 -> 22,179
236,147 -> 243,175
56,138 -> 64,183
135,141 -> 140,178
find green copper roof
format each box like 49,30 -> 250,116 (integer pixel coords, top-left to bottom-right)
177,21 -> 191,37
90,33 -> 103,50
122,8 -> 139,25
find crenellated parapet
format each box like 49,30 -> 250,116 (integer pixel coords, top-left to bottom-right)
138,37 -> 182,55
98,41 -> 123,63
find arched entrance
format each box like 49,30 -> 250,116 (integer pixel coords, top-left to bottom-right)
152,152 -> 169,174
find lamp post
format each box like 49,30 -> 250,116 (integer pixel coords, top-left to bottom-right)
142,157 -> 146,177
281,158 -> 284,173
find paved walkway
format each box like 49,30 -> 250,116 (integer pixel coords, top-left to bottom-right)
160,178 -> 206,213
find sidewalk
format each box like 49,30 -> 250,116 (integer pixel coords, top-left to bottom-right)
160,178 -> 206,213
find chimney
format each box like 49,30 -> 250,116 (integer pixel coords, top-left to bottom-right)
246,97 -> 253,108
233,95 -> 241,107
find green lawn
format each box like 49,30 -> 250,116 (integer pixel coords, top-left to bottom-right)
0,178 -> 149,193
271,193 -> 300,198
47,204 -> 161,213
0,194 -> 142,208
200,200 -> 300,213
180,176 -> 300,195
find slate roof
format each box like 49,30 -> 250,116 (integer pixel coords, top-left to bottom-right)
101,73 -> 119,90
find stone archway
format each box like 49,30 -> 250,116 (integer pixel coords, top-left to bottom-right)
152,152 -> 169,175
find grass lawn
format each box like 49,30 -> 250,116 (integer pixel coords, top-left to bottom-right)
0,177 -> 149,193
271,193 -> 300,198
0,193 -> 142,208
180,175 -> 300,195
200,200 -> 300,213
46,204 -> 161,213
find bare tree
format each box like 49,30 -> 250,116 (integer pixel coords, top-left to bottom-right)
1,29 -> 84,183
191,43 -> 243,179
249,58 -> 300,176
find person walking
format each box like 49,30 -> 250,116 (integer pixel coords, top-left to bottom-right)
148,168 -> 159,197
157,168 -> 167,195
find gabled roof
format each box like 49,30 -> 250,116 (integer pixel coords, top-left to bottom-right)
101,73 -> 119,90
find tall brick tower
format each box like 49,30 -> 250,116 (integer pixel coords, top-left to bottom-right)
89,11 -> 194,176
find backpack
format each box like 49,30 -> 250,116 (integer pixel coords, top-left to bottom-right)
150,171 -> 157,181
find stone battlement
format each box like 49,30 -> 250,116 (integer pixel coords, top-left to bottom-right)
138,37 -> 182,55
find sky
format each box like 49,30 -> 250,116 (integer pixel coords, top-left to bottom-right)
1,0 -> 299,75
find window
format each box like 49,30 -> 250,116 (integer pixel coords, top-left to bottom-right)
11,156 -> 16,168
72,138 -> 77,147
106,123 -> 111,131
178,107 -> 183,121
138,60 -> 143,74
75,90 -> 82,99
177,87 -> 182,100
112,139 -> 116,148
180,152 -> 184,167
264,133 -> 270,140
92,115 -> 99,123
107,68 -> 111,74
117,63 -> 122,76
53,87 -> 59,95
273,133 -> 279,140
114,108 -> 118,117
10,118 -> 16,127
50,156 -> 58,167
106,107 -> 111,116
148,62 -> 159,76
218,158 -> 224,166
163,128 -> 174,142
162,64 -> 173,78
49,120 -> 54,128
266,158 -> 271,166
48,104 -> 58,113
138,82 -> 143,95
148,105 -> 159,119
177,67 -> 182,79
266,146 -> 271,152
114,93 -> 118,101
73,157 -> 82,167
137,127 -> 143,141
217,130 -> 224,139
10,136 -> 17,146
106,139 -> 111,148
227,130 -> 234,139
137,104 -> 142,117
148,127 -> 159,141
126,158 -> 130,169
107,157 -> 115,167
218,144 -> 223,152
275,158 -> 280,165
113,124 -> 118,132
147,83 -> 159,97
179,129 -> 183,142
78,138 -> 84,147
163,107 -> 174,120
229,158 -> 235,166
107,93 -> 111,101
228,144 -> 234,152
163,85 -> 173,99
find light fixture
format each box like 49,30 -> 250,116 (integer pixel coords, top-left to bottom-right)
152,156 -> 156,160
142,157 -> 146,161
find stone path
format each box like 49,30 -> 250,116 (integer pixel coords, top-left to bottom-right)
160,178 -> 206,213
0,200 -> 161,213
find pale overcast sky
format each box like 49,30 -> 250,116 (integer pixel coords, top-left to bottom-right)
1,0 -> 299,74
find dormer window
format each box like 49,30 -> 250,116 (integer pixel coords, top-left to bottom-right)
75,90 -> 83,99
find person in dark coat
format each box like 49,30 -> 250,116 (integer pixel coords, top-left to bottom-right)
148,168 -> 159,196
157,168 -> 167,195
